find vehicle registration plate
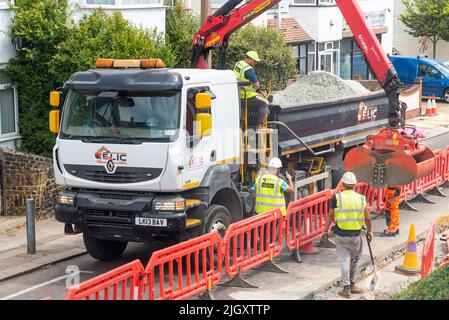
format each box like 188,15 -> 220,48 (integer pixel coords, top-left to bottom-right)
135,217 -> 167,227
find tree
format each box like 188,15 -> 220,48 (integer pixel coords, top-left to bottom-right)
400,0 -> 449,58
6,0 -> 70,156
165,2 -> 200,67
51,10 -> 176,85
224,25 -> 297,91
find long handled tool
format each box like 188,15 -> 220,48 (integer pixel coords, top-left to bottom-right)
366,233 -> 378,291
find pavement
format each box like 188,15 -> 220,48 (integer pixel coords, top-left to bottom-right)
0,217 -> 85,283
0,100 -> 448,300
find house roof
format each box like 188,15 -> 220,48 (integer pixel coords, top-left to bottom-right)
267,17 -> 314,44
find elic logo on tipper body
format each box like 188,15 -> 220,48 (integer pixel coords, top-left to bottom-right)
357,101 -> 378,123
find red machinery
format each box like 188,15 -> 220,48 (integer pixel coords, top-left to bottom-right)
191,0 -> 435,187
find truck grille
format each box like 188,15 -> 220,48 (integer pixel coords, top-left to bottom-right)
64,164 -> 162,184
84,209 -> 136,225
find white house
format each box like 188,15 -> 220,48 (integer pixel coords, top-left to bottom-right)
0,0 -> 20,149
287,0 -> 394,79
393,0 -> 449,61
0,0 -> 166,150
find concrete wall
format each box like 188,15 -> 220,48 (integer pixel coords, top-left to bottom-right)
0,148 -> 64,217
393,0 -> 449,61
69,0 -> 166,35
289,5 -> 342,42
357,0 -> 394,54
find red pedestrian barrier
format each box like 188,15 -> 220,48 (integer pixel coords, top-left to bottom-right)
65,260 -> 144,300
142,232 -> 222,300
222,209 -> 285,287
443,146 -> 449,182
421,222 -> 435,278
285,190 -> 332,258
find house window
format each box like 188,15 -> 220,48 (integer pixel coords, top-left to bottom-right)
317,41 -> 340,75
340,35 -> 382,80
308,42 -> 316,73
0,71 -> 18,136
86,0 -> 115,4
293,0 -> 335,5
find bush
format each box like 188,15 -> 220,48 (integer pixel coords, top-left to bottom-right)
6,0 -> 69,156
7,3 -> 175,156
166,2 -> 200,68
51,9 -> 176,85
393,264 -> 449,300
223,25 -> 297,91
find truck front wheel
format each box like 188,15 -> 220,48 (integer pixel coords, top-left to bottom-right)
83,233 -> 128,261
188,204 -> 231,239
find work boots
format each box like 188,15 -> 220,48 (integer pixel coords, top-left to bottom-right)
350,283 -> 365,294
338,286 -> 351,299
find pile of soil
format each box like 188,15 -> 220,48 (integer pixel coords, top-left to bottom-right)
272,71 -> 371,107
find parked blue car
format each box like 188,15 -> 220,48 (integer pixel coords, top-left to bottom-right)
389,55 -> 449,103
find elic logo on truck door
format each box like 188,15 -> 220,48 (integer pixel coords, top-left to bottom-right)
357,101 -> 378,124
95,146 -> 128,173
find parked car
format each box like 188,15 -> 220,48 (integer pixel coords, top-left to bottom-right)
389,55 -> 449,103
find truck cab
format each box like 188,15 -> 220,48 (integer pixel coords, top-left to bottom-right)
51,60 -> 247,260
389,55 -> 449,103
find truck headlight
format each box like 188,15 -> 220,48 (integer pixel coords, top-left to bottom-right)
58,191 -> 77,206
153,199 -> 185,212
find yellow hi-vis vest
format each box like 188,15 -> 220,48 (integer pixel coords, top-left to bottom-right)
233,60 -> 258,99
254,174 -> 287,216
335,190 -> 366,231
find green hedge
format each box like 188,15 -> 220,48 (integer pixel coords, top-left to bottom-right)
393,264 -> 449,300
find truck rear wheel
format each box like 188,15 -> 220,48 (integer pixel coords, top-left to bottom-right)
83,233 -> 128,261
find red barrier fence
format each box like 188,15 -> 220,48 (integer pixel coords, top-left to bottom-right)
223,209 -> 284,278
420,222 -> 435,278
64,143 -> 449,300
65,260 -> 144,300
285,190 -> 332,254
142,232 -> 222,300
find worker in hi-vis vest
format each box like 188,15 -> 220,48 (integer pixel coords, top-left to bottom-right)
233,51 -> 269,128
322,171 -> 373,299
254,157 -> 294,216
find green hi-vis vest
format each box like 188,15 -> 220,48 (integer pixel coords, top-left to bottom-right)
233,60 -> 258,99
255,174 -> 287,216
335,190 -> 366,231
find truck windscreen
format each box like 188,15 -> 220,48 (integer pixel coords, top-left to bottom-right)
60,90 -> 181,142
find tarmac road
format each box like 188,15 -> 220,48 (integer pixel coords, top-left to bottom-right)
1,130 -> 449,300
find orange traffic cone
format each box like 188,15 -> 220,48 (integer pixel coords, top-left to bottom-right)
425,97 -> 433,116
431,95 -> 438,115
395,224 -> 421,275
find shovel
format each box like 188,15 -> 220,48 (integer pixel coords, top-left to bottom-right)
366,233 -> 378,291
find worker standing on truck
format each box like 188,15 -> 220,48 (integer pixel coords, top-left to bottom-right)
254,157 -> 294,216
381,186 -> 401,237
322,172 -> 373,299
233,51 -> 269,128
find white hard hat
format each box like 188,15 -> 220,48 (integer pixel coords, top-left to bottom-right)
341,171 -> 357,185
268,157 -> 283,169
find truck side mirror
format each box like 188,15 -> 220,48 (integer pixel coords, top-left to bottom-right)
49,110 -> 60,134
50,91 -> 61,107
195,114 -> 212,137
195,93 -> 212,109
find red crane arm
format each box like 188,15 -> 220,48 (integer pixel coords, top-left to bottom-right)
191,0 -> 282,69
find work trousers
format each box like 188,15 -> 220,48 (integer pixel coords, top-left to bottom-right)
241,96 -> 269,126
384,186 -> 401,232
336,234 -> 363,287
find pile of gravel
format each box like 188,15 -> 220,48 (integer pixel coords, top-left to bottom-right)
272,71 -> 371,107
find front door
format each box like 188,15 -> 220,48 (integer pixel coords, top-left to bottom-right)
419,63 -> 446,97
319,52 -> 333,74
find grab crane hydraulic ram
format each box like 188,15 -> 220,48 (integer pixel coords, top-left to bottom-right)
191,0 -> 435,188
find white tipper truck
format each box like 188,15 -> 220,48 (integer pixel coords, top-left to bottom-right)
49,58 -> 390,261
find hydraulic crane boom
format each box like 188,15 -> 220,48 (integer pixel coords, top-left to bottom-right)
191,0 -> 435,187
